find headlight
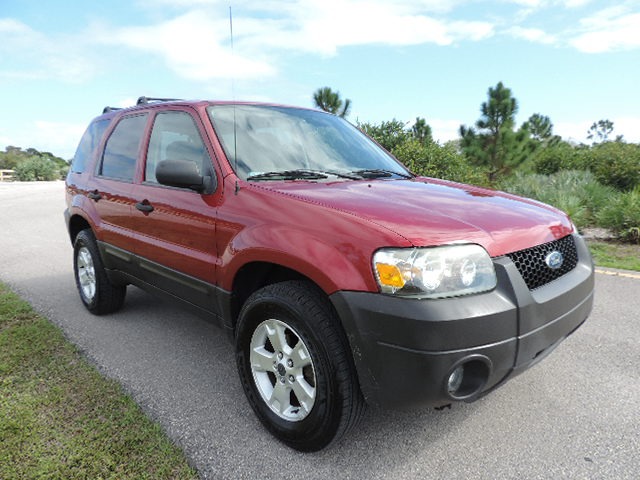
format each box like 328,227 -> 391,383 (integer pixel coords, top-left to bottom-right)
373,244 -> 497,298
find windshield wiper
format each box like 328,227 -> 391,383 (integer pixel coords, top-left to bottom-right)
305,169 -> 362,180
351,168 -> 413,179
246,170 -> 329,181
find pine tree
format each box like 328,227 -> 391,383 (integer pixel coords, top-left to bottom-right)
460,82 -> 532,182
313,87 -> 352,118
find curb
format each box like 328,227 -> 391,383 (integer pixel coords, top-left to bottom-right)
594,267 -> 640,280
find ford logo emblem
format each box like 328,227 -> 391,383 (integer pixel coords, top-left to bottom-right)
545,251 -> 564,270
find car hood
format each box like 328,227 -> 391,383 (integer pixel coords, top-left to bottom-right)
257,177 -> 573,257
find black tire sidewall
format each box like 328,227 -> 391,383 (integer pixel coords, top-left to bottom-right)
236,284 -> 346,451
72,229 -> 125,315
73,230 -> 101,311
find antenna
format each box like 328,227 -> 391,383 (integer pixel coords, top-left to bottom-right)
229,5 -> 239,194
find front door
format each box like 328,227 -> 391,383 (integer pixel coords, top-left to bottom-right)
128,109 -> 221,314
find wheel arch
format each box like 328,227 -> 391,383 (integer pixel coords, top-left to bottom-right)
68,214 -> 93,245
228,261 -> 324,333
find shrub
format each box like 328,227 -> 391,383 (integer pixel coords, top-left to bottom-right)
358,119 -> 409,152
583,142 -> 640,191
392,140 -> 488,186
499,170 -> 616,228
597,188 -> 640,243
14,156 -> 59,181
532,142 -> 581,175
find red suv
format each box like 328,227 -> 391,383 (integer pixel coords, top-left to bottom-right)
65,97 -> 594,451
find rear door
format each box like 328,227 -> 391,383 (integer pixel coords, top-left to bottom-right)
127,108 -> 222,314
91,113 -> 148,267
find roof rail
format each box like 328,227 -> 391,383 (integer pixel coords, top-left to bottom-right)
137,96 -> 182,105
102,106 -> 122,114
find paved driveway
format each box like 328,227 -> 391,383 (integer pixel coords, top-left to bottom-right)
1,181 -> 638,479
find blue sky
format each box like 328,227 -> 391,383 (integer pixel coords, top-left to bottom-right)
1,0 -> 639,159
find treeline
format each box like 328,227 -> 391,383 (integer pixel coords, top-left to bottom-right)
313,83 -> 639,242
0,146 -> 69,181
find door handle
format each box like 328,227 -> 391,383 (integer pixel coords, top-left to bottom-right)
135,201 -> 154,213
88,190 -> 102,201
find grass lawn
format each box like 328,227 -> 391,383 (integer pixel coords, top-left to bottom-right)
588,241 -> 640,272
0,283 -> 199,480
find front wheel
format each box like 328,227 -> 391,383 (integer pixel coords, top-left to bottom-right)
73,229 -> 126,315
235,281 -> 365,451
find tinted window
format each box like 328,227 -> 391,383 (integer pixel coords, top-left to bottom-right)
100,114 -> 148,181
71,119 -> 110,173
145,111 -> 210,184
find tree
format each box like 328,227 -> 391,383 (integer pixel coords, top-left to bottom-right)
358,119 -> 409,152
459,82 -> 532,182
14,156 -> 59,181
587,119 -> 614,144
313,87 -> 351,117
411,117 -> 432,145
523,113 -> 553,142
392,139 -> 487,186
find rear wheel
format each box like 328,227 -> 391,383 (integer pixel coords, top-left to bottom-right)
235,281 -> 365,451
73,229 -> 126,314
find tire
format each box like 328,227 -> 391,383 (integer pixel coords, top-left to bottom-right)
73,229 -> 126,315
235,280 -> 365,451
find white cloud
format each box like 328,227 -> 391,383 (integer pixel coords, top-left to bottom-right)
555,116 -> 640,144
554,120 -> 591,144
1,121 -> 86,159
571,9 -> 640,53
0,18 -> 32,34
252,1 -> 494,54
102,10 -> 276,80
561,0 -> 592,7
429,119 -> 464,144
33,121 -> 86,158
92,3 -> 495,82
116,98 -> 138,109
507,0 -> 545,7
507,25 -> 557,44
609,116 -> 640,143
0,18 -> 97,83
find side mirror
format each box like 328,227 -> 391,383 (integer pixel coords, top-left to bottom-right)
156,160 -> 214,192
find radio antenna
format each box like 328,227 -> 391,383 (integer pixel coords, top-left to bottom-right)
229,6 -> 239,194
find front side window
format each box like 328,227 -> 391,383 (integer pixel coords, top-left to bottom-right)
145,111 -> 210,184
71,119 -> 110,173
99,114 -> 148,181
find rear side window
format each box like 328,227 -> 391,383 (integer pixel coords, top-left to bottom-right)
145,111 -> 210,184
71,119 -> 110,173
99,114 -> 148,181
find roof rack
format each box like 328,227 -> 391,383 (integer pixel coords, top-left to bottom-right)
136,96 -> 182,105
102,97 -> 183,114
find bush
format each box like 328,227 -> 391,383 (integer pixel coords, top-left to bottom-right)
532,142 -> 582,175
392,140 -> 488,186
359,119 -> 409,152
597,188 -> 640,243
583,142 -> 640,191
14,156 -> 59,181
499,170 -> 616,228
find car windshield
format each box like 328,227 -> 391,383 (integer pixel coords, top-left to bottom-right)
207,105 -> 411,181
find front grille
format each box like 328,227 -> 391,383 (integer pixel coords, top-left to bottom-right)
506,235 -> 578,290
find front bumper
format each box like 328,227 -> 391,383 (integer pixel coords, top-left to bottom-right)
330,234 -> 594,409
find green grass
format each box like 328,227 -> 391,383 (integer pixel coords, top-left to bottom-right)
588,241 -> 640,272
0,283 -> 199,480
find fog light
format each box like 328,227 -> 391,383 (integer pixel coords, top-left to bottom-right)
447,365 -> 464,394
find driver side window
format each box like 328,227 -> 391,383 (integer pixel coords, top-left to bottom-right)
146,111 -> 210,184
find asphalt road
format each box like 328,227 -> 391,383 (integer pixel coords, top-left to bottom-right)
1,181 -> 638,480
